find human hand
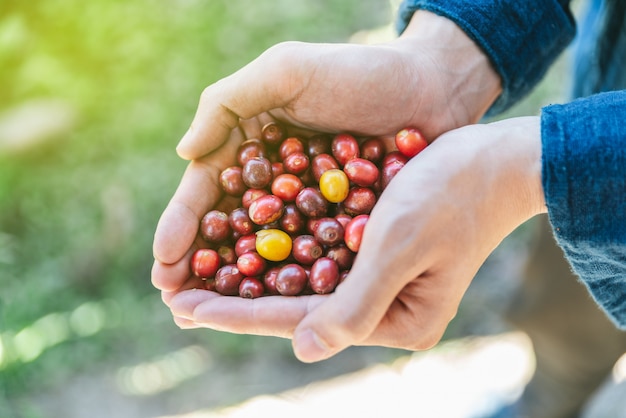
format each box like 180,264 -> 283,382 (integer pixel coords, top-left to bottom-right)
173,10 -> 501,161
152,9 -> 502,301
163,116 -> 546,362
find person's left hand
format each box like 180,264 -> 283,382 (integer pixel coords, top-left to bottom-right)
163,116 -> 547,362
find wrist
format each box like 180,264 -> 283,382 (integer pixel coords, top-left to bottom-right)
389,10 -> 502,135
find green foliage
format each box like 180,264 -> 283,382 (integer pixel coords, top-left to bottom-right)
0,0 -> 392,415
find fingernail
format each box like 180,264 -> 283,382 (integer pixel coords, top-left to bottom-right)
169,289 -> 204,319
173,316 -> 198,329
176,128 -> 193,158
293,329 -> 332,363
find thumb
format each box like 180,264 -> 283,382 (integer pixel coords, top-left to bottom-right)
291,252 -> 408,363
176,42 -> 308,160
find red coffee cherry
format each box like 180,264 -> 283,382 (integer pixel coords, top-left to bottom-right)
279,137 -> 305,160
236,251 -> 267,277
237,139 -> 267,166
196,126 -> 429,298
344,214 -> 369,252
271,174 -> 304,202
360,137 -> 386,164
248,195 -> 285,225
219,166 -> 246,197
283,152 -> 310,176
261,122 -> 285,146
242,157 -> 273,189
395,127 -> 427,158
275,263 -> 308,296
331,133 -> 359,166
292,234 -> 324,266
313,217 -> 344,247
343,187 -> 376,216
343,158 -> 379,187
215,264 -> 244,296
200,210 -> 231,243
190,248 -> 221,279
309,257 -> 339,294
239,277 -> 265,299
295,187 -> 328,218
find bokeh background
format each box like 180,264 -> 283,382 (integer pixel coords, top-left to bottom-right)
0,1 -> 575,417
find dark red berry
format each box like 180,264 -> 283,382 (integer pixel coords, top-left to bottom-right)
296,187 -> 328,218
263,267 -> 281,295
271,174 -> 304,202
343,158 -> 379,187
311,153 -> 340,182
306,133 -> 331,157
280,203 -> 306,235
344,214 -> 369,252
215,264 -> 244,296
217,245 -> 237,265
275,264 -> 308,296
313,217 -> 344,247
235,234 -> 257,257
360,137 -> 386,164
239,277 -> 265,298
331,133 -> 359,166
292,235 -> 324,266
200,210 -> 231,243
381,152 -> 408,190
261,122 -> 285,146
325,244 -> 355,271
190,248 -> 221,278
283,152 -> 310,176
219,166 -> 246,197
241,188 -> 269,209
236,251 -> 267,277
248,194 -> 285,225
242,157 -> 273,189
279,137 -> 305,160
237,139 -> 267,166
343,187 -> 376,216
309,257 -> 339,294
228,207 -> 254,236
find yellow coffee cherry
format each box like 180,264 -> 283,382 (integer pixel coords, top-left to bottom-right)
255,229 -> 292,261
319,169 -> 349,203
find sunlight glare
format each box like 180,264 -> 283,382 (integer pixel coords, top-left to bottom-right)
116,345 -> 212,396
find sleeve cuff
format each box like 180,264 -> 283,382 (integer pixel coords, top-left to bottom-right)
541,91 -> 626,328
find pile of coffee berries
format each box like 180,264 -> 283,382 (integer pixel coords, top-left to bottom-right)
190,123 -> 428,298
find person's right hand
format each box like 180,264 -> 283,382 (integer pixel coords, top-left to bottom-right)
174,9 -> 502,161
166,116 -> 546,363
152,10 -> 502,332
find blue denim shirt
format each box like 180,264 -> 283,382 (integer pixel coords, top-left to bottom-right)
397,0 -> 626,328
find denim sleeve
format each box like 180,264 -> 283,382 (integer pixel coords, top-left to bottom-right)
541,90 -> 626,329
395,0 -> 576,115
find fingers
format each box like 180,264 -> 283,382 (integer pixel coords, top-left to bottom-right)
151,246 -> 196,293
153,128 -> 244,266
290,275 -> 402,362
176,42 -> 307,160
168,289 -> 328,339
289,147 -> 464,362
290,220 -> 419,362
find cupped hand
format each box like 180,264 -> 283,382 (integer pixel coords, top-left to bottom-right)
162,116 -> 547,362
152,10 -> 501,300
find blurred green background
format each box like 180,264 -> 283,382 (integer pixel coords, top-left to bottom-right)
0,1 -> 400,417
0,1 -> 572,417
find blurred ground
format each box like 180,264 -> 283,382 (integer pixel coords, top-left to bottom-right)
34,333 -> 536,418
157,332 -> 536,418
